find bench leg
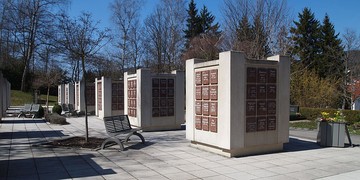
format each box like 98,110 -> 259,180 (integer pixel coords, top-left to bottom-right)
101,137 -> 124,150
124,132 -> 145,144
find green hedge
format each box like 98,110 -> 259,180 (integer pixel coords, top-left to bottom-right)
300,107 -> 360,124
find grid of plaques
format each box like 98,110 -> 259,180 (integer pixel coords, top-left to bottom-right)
65,87 -> 69,104
86,84 -> 95,106
245,67 -> 277,133
111,82 -> 124,110
97,82 -> 102,110
128,79 -> 137,117
75,84 -> 79,108
195,69 -> 218,133
152,78 -> 175,117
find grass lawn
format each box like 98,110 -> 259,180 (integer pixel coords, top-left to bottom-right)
290,120 -> 360,135
11,90 -> 58,106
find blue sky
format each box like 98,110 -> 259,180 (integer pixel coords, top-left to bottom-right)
68,0 -> 360,37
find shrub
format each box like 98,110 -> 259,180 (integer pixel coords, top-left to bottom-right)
45,113 -> 68,125
300,107 -> 360,124
52,104 -> 62,115
36,105 -> 44,118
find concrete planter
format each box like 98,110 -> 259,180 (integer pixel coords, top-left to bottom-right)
317,121 -> 346,147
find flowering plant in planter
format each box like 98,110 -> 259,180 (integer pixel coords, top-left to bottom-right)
320,111 -> 346,123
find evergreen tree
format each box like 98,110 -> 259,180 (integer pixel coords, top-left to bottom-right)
252,14 -> 270,59
319,14 -> 344,79
199,6 -> 220,36
184,0 -> 201,48
290,8 -> 321,71
235,15 -> 253,55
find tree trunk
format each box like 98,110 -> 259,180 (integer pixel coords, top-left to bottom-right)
81,55 -> 89,142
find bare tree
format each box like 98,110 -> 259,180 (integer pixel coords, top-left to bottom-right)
56,12 -> 110,142
343,28 -> 360,108
110,0 -> 143,74
222,0 -> 292,57
144,0 -> 187,73
2,0 -> 67,91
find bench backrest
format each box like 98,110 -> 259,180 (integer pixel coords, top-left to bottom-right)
62,104 -> 69,111
103,115 -> 132,135
31,104 -> 40,112
24,104 -> 32,111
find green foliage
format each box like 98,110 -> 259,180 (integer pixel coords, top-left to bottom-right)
291,64 -> 341,108
290,121 -> 318,130
45,113 -> 68,125
11,90 -> 58,106
52,104 -> 62,115
36,105 -> 44,118
290,8 -> 344,80
184,0 -> 220,48
290,7 -> 321,68
300,107 -> 360,124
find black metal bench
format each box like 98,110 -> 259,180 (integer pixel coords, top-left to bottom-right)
101,115 -> 145,150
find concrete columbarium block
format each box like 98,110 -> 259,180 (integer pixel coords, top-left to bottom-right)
64,83 -> 75,105
95,77 -> 124,119
74,80 -> 95,113
124,69 -> 185,131
186,51 -> 290,157
58,84 -> 65,104
0,72 -> 3,119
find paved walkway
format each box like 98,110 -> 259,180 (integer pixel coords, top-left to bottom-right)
1,116 -> 360,180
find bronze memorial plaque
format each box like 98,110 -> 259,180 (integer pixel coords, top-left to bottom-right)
196,87 -> 202,100
210,86 -> 218,100
268,68 -> 277,83
195,101 -> 202,115
209,117 -> 217,132
257,116 -> 267,131
196,71 -> 202,85
246,85 -> 257,99
160,108 -> 168,116
247,67 -> 257,83
202,101 -> 209,116
168,88 -> 174,97
267,116 -> 276,130
152,108 -> 160,117
168,79 -> 175,87
210,102 -> 217,116
152,78 -> 159,87
202,117 -> 209,131
202,86 -> 210,100
195,116 -> 202,130
160,89 -> 167,97
257,68 -> 268,83
210,69 -> 218,84
246,117 -> 257,132
257,101 -> 267,115
202,70 -> 210,85
152,98 -> 159,107
267,85 -> 276,99
246,101 -> 256,116
160,98 -> 167,107
167,98 -> 174,107
152,89 -> 159,97
257,85 -> 267,99
160,79 -> 167,88
168,108 -> 174,116
267,101 -> 276,115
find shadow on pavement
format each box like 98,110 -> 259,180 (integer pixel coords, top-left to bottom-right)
0,119 -> 46,124
0,130 -> 68,139
283,137 -> 322,152
0,154 -> 115,179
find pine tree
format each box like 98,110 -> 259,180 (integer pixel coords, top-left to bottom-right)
199,6 -> 220,36
184,0 -> 201,48
235,15 -> 253,55
252,14 -> 270,59
290,8 -> 321,71
319,14 -> 344,79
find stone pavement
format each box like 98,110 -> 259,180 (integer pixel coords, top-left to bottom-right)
1,116 -> 360,180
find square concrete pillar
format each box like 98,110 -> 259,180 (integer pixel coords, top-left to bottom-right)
124,69 -> 185,131
95,77 -> 124,119
64,83 -> 75,105
0,72 -> 3,119
186,51 -> 290,157
58,84 -> 65,104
